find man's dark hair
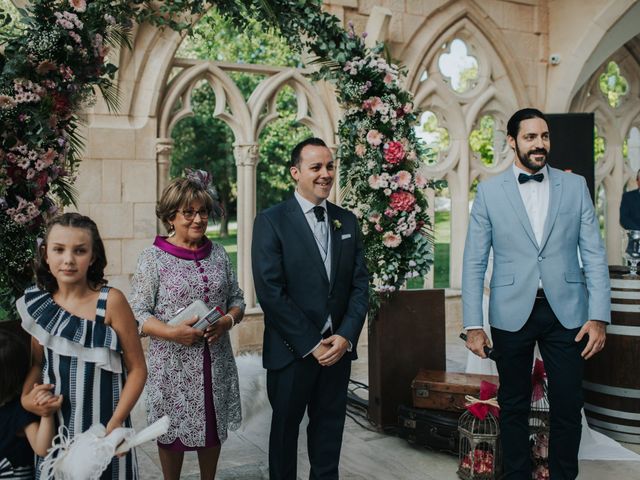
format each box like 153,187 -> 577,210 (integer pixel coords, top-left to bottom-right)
636,169 -> 640,181
290,137 -> 327,168
507,108 -> 548,138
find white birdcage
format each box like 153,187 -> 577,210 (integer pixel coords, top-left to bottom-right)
457,410 -> 501,480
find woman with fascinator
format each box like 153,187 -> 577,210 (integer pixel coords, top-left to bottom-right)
130,169 -> 244,479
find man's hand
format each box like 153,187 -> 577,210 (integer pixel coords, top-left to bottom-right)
171,316 -> 204,346
466,329 -> 491,359
317,335 -> 349,366
22,383 -> 63,417
575,320 -> 606,359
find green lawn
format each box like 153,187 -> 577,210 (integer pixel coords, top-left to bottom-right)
207,222 -> 237,268
209,211 -> 451,289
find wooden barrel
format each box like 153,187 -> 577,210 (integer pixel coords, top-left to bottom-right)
583,268 -> 640,444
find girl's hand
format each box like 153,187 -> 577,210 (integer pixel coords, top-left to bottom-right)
171,315 -> 204,346
105,417 -> 123,436
23,383 -> 63,417
204,314 -> 233,344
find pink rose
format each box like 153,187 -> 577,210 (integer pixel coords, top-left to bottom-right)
383,73 -> 394,84
415,172 -> 427,188
383,231 -> 402,248
383,141 -> 405,164
355,144 -> 366,157
394,170 -> 412,188
370,96 -> 383,113
369,212 -> 381,223
70,0 -> 87,12
366,129 -> 383,146
368,174 -> 381,189
389,191 -> 416,212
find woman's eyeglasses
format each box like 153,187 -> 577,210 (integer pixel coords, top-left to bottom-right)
177,209 -> 209,221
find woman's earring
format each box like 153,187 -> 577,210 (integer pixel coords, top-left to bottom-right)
168,223 -> 176,237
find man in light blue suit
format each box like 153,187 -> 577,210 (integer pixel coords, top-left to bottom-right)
462,108 -> 610,480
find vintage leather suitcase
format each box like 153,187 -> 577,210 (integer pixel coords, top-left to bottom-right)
411,370 -> 499,411
397,404 -> 461,455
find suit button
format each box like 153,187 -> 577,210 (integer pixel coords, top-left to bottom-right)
537,256 -> 543,262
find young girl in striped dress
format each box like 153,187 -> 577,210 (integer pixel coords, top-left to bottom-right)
17,213 -> 147,479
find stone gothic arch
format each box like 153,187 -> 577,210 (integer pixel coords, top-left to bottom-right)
156,57 -> 336,309
570,37 -> 640,264
403,10 -> 525,289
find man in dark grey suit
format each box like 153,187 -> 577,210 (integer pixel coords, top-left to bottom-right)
620,169 -> 640,230
251,137 -> 369,480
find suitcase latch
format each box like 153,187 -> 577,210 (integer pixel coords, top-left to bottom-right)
415,388 -> 429,398
403,418 -> 416,428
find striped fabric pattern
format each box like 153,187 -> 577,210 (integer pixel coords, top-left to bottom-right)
0,458 -> 33,479
22,286 -> 138,480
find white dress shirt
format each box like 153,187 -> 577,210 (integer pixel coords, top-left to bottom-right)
294,191 -> 334,356
514,164 -> 550,248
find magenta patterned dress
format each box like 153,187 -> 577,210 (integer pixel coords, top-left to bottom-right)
130,237 -> 244,448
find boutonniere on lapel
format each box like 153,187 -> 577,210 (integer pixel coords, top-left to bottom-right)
332,219 -> 342,231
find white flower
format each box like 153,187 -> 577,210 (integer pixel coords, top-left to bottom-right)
383,231 -> 402,248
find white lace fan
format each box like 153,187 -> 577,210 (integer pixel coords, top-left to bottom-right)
40,416 -> 170,480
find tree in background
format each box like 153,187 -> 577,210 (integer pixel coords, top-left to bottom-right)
170,8 -> 312,235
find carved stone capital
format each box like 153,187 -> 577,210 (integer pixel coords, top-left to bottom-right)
234,144 -> 259,167
156,138 -> 175,157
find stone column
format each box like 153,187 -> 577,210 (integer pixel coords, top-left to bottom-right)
234,144 -> 259,309
156,138 -> 174,201
606,149 -> 625,265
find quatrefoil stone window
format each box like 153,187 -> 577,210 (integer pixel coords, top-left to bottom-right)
438,39 -> 479,94
598,61 -> 629,109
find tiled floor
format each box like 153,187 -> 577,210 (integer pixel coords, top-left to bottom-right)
133,343 -> 640,479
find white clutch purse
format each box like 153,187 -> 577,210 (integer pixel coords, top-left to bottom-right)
168,300 -> 224,330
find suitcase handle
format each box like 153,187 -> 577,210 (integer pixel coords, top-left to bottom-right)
429,426 -> 457,450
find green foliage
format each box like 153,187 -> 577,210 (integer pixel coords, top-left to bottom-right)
456,65 -> 478,93
416,111 -> 449,165
469,115 -> 495,166
599,61 -> 629,109
594,125 -> 605,163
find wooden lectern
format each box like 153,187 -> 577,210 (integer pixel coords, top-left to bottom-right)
368,289 -> 446,427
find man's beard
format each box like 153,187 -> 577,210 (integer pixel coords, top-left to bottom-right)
515,143 -> 547,172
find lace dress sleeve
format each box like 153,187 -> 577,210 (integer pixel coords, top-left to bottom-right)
130,247 -> 159,336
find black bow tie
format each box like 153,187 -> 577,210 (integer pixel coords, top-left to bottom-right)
518,172 -> 544,184
312,205 -> 326,222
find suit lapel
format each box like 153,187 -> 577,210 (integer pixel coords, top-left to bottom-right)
327,203 -> 343,291
285,197 -> 329,283
501,172 -> 539,249
539,167 -> 563,252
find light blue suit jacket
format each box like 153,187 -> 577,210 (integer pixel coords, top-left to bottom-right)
462,166 -> 611,331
